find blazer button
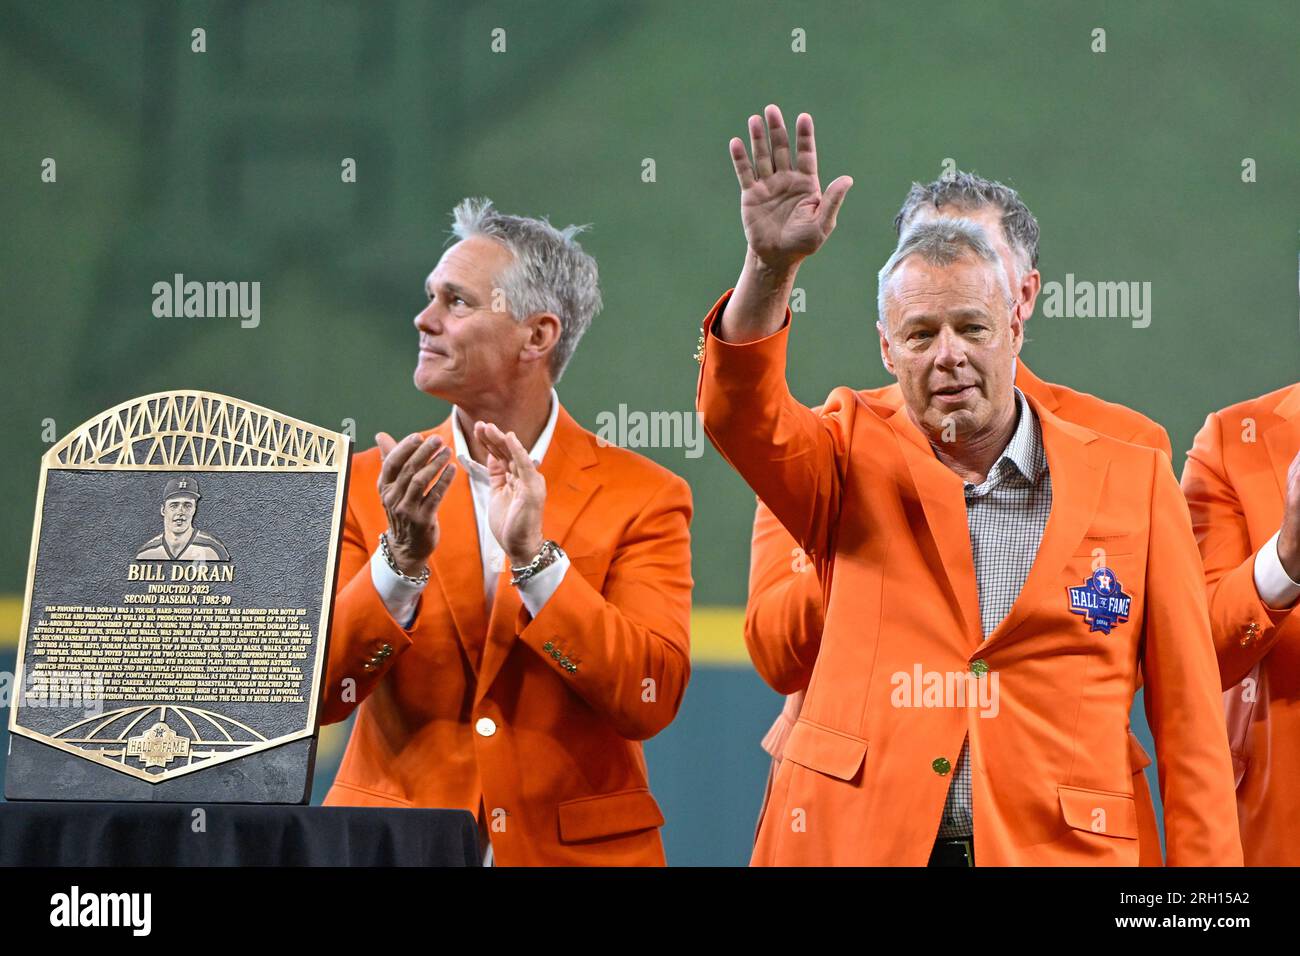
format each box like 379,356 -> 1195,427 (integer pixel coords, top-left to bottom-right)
932,757 -> 951,776
475,717 -> 497,737
969,659 -> 989,676
1241,622 -> 1261,647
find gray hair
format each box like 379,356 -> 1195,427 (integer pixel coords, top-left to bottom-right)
876,218 -> 1014,332
893,171 -> 1040,276
449,196 -> 602,382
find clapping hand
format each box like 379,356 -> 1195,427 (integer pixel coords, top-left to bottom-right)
475,421 -> 547,567
375,432 -> 457,576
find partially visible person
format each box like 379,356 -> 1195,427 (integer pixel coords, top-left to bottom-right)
1182,370 -> 1300,865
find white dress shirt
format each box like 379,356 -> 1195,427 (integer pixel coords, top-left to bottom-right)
369,388 -> 571,628
1253,529 -> 1300,609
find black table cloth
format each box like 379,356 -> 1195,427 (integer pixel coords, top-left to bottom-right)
0,802 -> 481,866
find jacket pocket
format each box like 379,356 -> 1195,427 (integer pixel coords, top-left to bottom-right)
557,787 -> 664,843
1058,784 -> 1138,839
782,719 -> 868,781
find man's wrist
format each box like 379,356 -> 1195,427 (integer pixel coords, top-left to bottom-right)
718,254 -> 798,346
510,539 -> 563,586
369,547 -> 423,629
380,531 -> 430,584
507,535 -> 547,569
744,246 -> 800,289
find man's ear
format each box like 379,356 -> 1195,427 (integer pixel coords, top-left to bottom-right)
1019,268 -> 1042,322
878,323 -> 896,376
521,312 -> 562,367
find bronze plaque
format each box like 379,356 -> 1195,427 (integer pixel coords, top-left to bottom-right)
5,391 -> 350,802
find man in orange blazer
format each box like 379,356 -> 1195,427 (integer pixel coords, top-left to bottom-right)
748,174 -> 1171,866
1182,380 -> 1300,865
320,197 -> 693,866
699,105 -> 1240,865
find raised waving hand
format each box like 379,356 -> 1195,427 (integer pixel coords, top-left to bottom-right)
729,105 -> 853,271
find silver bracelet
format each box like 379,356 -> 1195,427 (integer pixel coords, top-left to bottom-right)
511,540 -> 563,586
379,531 -> 430,586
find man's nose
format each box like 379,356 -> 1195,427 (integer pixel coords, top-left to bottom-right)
932,325 -> 968,368
414,301 -> 443,334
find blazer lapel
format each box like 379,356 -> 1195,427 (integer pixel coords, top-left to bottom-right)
867,362 -> 1053,646
885,404 -> 982,647
475,406 -> 601,702
426,420 -> 489,676
980,395 -> 1106,656
535,406 -> 602,547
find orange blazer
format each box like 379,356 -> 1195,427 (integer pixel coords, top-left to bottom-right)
319,404 -> 693,866
1181,382 -> 1300,865
748,362 -> 1172,866
697,290 -> 1241,866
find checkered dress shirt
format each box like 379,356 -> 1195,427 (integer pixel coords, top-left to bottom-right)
936,388 -> 1052,838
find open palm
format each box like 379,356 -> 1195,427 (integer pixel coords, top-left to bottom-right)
730,105 -> 853,269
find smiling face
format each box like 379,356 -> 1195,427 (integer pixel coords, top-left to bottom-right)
880,254 -> 1022,443
161,496 -> 196,536
412,236 -> 536,404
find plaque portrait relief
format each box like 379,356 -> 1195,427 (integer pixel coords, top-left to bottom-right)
135,475 -> 231,562
5,391 -> 350,803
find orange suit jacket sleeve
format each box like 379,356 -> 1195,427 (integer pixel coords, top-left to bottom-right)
1181,411 -> 1292,688
1141,454 -> 1245,864
697,308 -> 846,555
697,296 -> 866,698
745,499 -> 825,695
509,478 -> 694,740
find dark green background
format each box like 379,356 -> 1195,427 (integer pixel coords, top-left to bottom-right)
1,0 -> 1296,864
